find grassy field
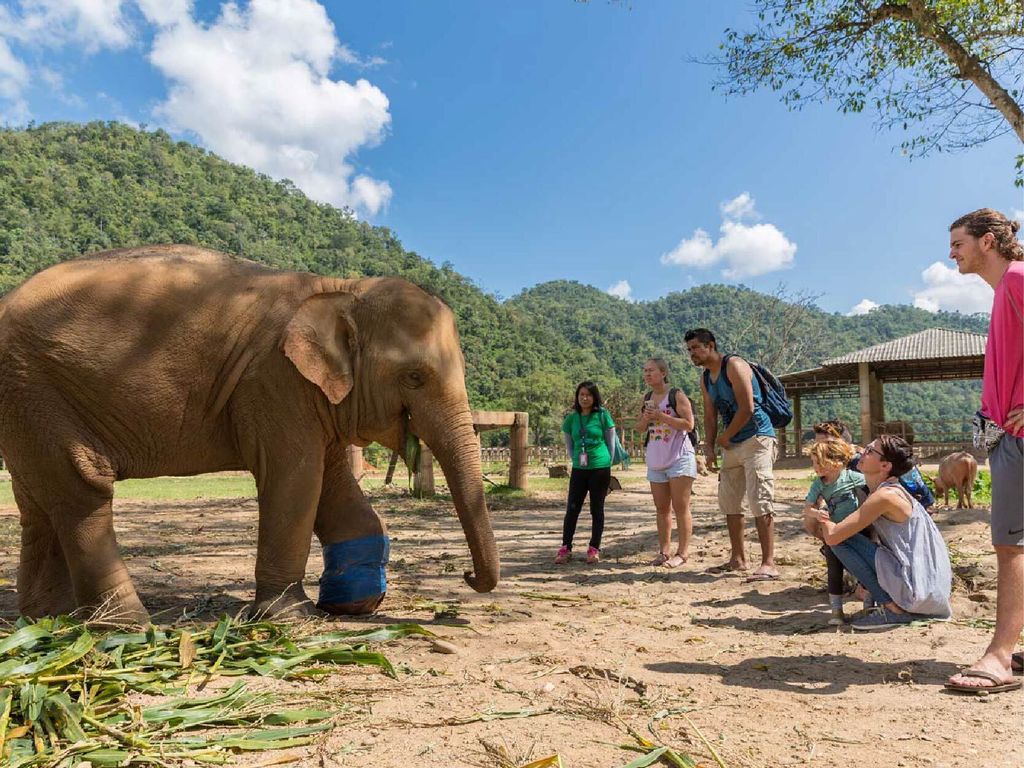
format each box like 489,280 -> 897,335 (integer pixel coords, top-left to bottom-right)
0,473 -> 260,505
0,466 -> 575,506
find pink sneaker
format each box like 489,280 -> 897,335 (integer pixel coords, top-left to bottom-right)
554,545 -> 571,564
586,547 -> 600,564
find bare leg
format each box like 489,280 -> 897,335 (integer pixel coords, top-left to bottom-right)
666,475 -> 693,567
650,482 -> 672,563
948,545 -> 1024,688
753,514 -> 778,576
725,514 -> 747,570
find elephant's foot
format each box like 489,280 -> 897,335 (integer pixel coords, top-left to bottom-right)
79,584 -> 150,627
18,586 -> 77,620
249,584 -> 320,619
318,592 -> 385,616
18,515 -> 76,618
18,563 -> 77,618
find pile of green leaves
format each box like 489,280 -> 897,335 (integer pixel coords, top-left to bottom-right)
0,615 -> 430,766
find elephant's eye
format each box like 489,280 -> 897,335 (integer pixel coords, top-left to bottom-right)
402,370 -> 426,389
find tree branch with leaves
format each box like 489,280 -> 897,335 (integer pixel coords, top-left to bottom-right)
710,0 -> 1023,177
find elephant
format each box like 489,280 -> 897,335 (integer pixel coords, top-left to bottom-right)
0,245 -> 499,623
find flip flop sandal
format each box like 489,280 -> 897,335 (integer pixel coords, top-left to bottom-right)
706,562 -> 744,574
744,572 -> 780,583
945,668 -> 1023,695
649,553 -> 670,566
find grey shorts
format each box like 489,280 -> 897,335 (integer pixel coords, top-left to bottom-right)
990,435 -> 1024,547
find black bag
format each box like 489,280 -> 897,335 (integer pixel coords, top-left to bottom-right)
702,354 -> 793,429
642,388 -> 701,450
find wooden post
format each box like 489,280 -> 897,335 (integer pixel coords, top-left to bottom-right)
413,442 -> 435,497
870,373 -> 885,431
778,421 -> 787,457
858,362 -> 873,444
347,445 -> 364,477
509,411 -> 529,490
792,392 -> 802,459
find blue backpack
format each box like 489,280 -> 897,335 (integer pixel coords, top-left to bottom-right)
703,354 -> 793,429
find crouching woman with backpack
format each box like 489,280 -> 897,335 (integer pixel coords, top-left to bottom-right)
640,358 -> 698,568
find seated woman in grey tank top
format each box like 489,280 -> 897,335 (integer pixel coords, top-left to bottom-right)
816,434 -> 953,632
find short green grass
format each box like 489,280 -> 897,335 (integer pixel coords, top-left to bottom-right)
0,474 -> 259,505
0,469 -> 569,506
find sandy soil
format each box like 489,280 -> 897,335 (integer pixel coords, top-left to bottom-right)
0,466 -> 1020,768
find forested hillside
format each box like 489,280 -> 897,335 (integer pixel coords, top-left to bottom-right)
0,122 -> 988,444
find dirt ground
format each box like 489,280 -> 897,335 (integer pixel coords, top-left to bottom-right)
0,465 -> 1021,768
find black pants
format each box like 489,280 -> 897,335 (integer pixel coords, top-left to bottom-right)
562,467 -> 611,550
823,545 -> 846,595
824,524 -> 875,595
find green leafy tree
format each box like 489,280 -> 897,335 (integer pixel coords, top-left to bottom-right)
712,1 -> 1023,175
499,368 -> 575,446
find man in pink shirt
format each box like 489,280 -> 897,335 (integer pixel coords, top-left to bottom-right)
945,208 -> 1024,695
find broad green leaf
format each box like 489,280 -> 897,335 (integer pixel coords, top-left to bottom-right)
0,625 -> 53,656
617,747 -> 668,768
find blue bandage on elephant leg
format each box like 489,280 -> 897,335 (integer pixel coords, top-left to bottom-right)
317,534 -> 390,609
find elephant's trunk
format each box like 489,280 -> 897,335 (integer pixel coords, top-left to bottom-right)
418,402 -> 499,593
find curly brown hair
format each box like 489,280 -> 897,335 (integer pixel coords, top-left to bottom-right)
949,208 -> 1023,262
808,438 -> 855,470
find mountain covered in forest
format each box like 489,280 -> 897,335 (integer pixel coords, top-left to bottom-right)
0,122 -> 988,443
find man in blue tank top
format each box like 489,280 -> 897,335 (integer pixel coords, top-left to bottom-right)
686,328 -> 779,581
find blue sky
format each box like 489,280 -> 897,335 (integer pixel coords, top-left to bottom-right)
1,1 -> 1021,315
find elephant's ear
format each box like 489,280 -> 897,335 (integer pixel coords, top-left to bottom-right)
281,293 -> 359,405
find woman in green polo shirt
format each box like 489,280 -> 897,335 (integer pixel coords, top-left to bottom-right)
555,381 -> 616,565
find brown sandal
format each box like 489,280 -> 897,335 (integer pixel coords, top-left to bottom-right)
945,668 -> 1023,695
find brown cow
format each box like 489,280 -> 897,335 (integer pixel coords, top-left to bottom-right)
934,451 -> 979,509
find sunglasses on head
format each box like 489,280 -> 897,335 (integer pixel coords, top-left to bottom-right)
863,445 -> 884,459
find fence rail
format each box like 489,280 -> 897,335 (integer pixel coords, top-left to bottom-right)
480,443 -> 647,465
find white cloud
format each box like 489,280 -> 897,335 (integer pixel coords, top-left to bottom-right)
0,38 -> 28,99
1011,208 -> 1024,226
911,261 -> 992,314
607,280 -> 633,301
0,1 -> 392,216
136,0 -> 193,28
0,38 -> 28,121
0,1 -> 133,51
662,227 -> 717,268
662,193 -> 797,280
848,299 -> 880,316
337,43 -> 387,69
148,0 -> 393,215
0,0 -> 135,122
720,192 -> 758,222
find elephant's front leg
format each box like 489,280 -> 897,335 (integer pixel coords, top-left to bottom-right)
314,442 -> 389,615
251,452 -> 325,618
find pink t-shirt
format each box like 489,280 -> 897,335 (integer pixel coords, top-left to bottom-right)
645,392 -> 693,470
981,261 -> 1024,437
